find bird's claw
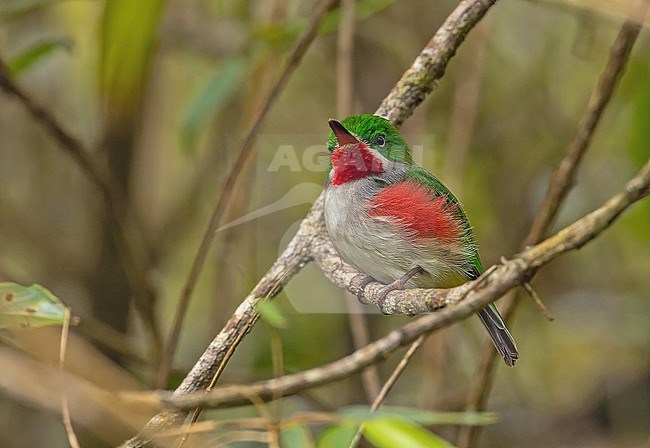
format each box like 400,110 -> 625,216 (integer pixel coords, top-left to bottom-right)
374,266 -> 423,315
356,275 -> 375,304
376,286 -> 394,315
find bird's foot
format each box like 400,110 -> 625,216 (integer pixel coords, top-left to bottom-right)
376,266 -> 423,314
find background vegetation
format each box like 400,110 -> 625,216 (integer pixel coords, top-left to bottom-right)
0,0 -> 648,447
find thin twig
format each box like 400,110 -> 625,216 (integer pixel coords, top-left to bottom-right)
179,378 -> 275,448
346,304 -> 382,401
458,3 -> 649,446
0,59 -> 113,200
178,306 -> 264,446
349,335 -> 426,448
179,266 -> 296,440
60,307 -> 81,448
372,336 -> 426,412
156,0 -> 339,389
525,4 -> 649,247
522,282 -> 554,321
153,412 -> 339,439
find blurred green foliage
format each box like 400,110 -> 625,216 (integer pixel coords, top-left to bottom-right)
0,0 -> 648,447
100,0 -> 167,118
181,56 -> 249,151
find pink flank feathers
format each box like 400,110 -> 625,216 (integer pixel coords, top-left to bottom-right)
369,180 -> 463,242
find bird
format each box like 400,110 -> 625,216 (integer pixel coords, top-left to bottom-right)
322,114 -> 518,367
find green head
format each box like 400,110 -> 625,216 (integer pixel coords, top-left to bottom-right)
327,114 -> 413,165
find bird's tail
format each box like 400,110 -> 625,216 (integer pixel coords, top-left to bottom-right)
477,304 -> 519,367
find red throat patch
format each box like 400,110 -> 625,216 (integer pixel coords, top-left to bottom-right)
369,180 -> 463,241
331,142 -> 384,186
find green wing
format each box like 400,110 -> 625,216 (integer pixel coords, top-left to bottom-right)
406,167 -> 518,365
404,166 -> 484,277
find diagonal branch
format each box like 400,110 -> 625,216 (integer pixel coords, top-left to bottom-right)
140,157 -> 649,411
376,0 -> 497,125
123,201 -> 320,447
123,1 -> 500,445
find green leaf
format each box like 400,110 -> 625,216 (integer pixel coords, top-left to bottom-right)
316,423 -> 359,448
8,38 -> 73,76
281,423 -> 314,448
340,406 -> 498,426
364,418 -> 455,448
100,0 -> 167,119
256,300 -> 287,329
180,57 -> 247,152
0,282 -> 68,329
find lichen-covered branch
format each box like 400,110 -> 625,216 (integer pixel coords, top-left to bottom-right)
310,221 -> 473,315
376,0 -> 497,125
146,158 -> 649,410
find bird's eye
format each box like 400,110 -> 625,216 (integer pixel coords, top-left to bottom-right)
375,135 -> 386,147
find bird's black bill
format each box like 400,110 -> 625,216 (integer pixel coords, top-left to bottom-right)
328,119 -> 359,146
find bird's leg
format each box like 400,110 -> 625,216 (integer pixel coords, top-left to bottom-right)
376,266 -> 424,313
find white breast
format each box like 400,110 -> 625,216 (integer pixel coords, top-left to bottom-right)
323,173 -> 471,288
